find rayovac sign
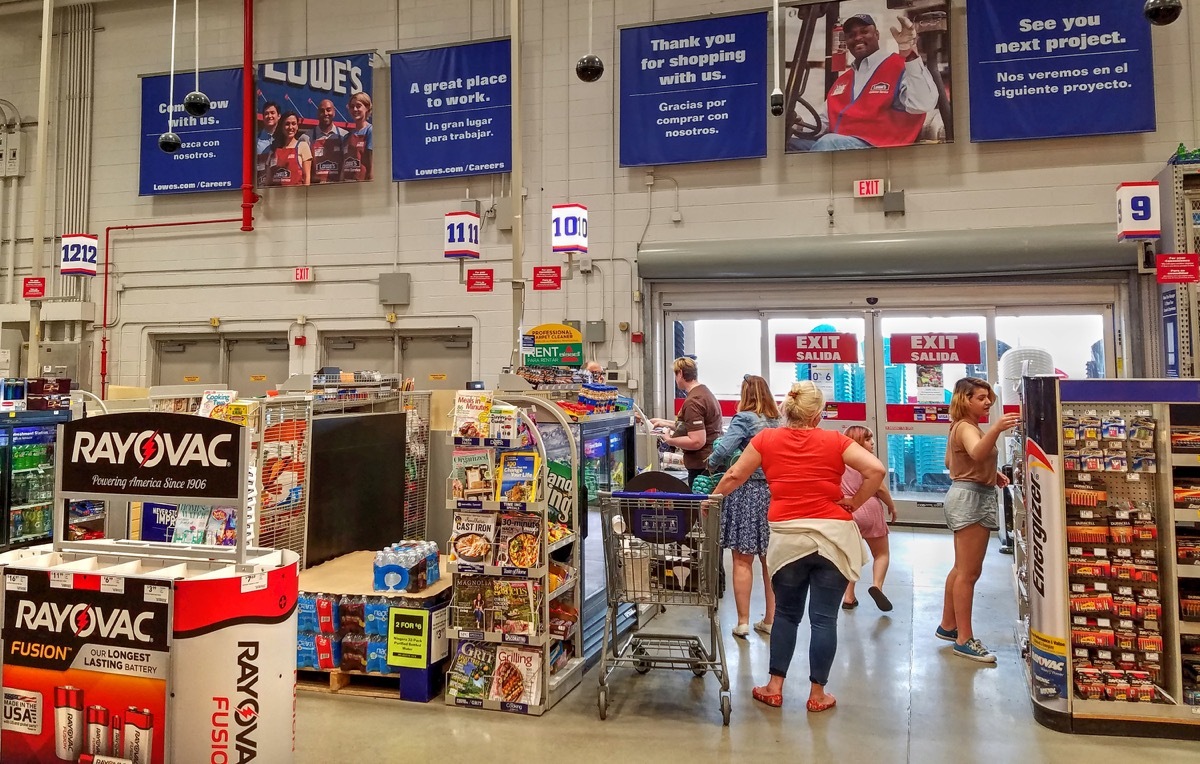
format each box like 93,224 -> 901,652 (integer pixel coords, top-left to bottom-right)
60,412 -> 244,501
773,333 -> 859,363
889,333 -> 982,364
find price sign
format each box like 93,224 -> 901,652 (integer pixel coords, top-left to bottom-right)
60,233 -> 99,277
1116,182 -> 1159,241
444,211 -> 481,259
551,203 -> 588,254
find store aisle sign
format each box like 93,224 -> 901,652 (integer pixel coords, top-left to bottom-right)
391,38 -> 512,181
466,268 -> 493,293
967,0 -> 1155,142
444,211 -> 481,258
532,266 -> 562,291
890,333 -> 981,364
773,333 -> 858,363
1116,182 -> 1160,241
21,277 -> 45,300
60,411 -> 244,501
256,53 -> 375,187
551,204 -> 588,254
523,323 -> 583,368
1163,289 -> 1180,377
1156,254 -> 1200,284
59,233 -> 98,276
620,12 -> 767,167
140,67 -> 243,196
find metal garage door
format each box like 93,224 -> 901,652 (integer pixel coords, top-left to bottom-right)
152,338 -> 221,385
401,335 -> 472,389
321,334 -> 397,374
226,336 -> 290,397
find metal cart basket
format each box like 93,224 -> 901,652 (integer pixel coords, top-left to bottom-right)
596,491 -> 731,725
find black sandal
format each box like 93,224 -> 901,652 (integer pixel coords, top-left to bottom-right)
841,599 -> 858,610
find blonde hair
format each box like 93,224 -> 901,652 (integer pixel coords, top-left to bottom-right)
672,357 -> 698,382
349,91 -> 372,113
950,377 -> 994,421
739,375 -> 780,419
780,381 -> 824,425
843,425 -> 873,448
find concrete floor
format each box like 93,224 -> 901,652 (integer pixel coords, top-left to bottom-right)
297,529 -> 1200,763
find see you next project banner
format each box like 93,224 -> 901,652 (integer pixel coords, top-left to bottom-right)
391,38 -> 512,181
967,0 -> 1155,141
620,12 -> 767,167
139,68 -> 243,196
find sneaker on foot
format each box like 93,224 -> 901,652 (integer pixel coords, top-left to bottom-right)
753,620 -> 772,636
732,623 -> 750,638
953,638 -> 997,663
935,625 -> 958,642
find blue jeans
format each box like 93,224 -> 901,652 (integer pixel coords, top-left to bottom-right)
768,554 -> 847,685
787,133 -> 872,152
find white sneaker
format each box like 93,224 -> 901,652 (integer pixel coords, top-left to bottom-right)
732,623 -> 750,638
753,620 -> 772,636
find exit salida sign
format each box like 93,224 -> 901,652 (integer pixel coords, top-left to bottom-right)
854,179 -> 884,198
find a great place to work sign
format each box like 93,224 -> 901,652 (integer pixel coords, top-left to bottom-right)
139,67 -> 243,196
620,11 -> 767,167
967,0 -> 1155,141
390,38 -> 512,181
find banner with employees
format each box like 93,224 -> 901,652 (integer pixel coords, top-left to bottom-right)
620,12 -> 767,167
139,67 -> 243,196
391,38 -> 512,181
256,52 -> 374,187
967,0 -> 1155,141
783,1 -> 953,154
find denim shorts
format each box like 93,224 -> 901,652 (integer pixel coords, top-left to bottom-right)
943,480 -> 999,532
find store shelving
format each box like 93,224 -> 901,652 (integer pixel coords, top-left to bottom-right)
444,393 -> 584,716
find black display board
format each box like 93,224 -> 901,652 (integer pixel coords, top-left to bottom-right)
306,412 -> 406,567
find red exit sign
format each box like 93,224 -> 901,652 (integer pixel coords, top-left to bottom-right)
294,266 -> 314,282
854,179 -> 884,198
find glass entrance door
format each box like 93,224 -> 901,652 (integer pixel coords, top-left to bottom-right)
876,314 -> 990,525
662,302 -> 1114,526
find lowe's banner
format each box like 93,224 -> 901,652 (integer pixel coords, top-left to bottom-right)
256,52 -> 375,186
139,67 -> 243,196
390,38 -> 512,181
620,12 -> 767,167
967,0 -> 1155,141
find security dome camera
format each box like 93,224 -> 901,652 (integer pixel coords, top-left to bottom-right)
183,90 -> 211,117
1144,0 -> 1183,25
769,89 -> 784,117
158,131 -> 182,153
576,54 -> 605,83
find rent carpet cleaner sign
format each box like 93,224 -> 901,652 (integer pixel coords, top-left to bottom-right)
59,412 -> 244,501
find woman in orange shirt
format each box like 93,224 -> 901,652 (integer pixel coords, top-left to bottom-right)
713,381 -> 885,711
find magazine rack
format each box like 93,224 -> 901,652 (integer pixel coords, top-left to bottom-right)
444,394 -> 584,715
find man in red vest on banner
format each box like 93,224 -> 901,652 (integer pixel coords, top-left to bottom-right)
789,14 -> 939,152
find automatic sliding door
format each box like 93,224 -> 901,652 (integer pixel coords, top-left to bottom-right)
767,316 -> 871,430
876,314 -> 990,525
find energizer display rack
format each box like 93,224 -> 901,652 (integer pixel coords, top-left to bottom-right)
0,411 -> 300,764
1018,377 -> 1200,740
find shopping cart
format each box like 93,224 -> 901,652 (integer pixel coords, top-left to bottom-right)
596,490 -> 731,725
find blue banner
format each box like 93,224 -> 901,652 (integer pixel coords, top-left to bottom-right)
139,68 -> 243,196
967,0 -> 1155,142
256,53 -> 374,186
620,12 -> 767,167
390,39 -> 512,181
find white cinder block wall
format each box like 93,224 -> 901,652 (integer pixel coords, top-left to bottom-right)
0,0 -> 1194,395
